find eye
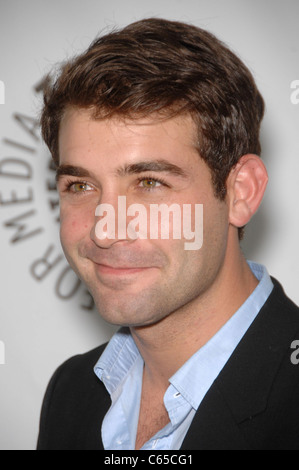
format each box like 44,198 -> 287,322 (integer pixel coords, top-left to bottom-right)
141,178 -> 160,189
66,180 -> 94,194
138,177 -> 165,190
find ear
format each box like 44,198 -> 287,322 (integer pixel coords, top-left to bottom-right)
227,154 -> 268,228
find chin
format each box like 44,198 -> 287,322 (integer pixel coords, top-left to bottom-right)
91,289 -> 168,328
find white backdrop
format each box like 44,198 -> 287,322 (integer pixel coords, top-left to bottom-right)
0,0 -> 298,450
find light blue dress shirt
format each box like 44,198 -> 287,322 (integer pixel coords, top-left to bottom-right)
94,261 -> 273,450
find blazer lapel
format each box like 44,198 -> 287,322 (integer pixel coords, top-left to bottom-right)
181,383 -> 250,449
181,279 -> 299,449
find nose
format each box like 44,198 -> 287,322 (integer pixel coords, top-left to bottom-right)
90,195 -> 132,248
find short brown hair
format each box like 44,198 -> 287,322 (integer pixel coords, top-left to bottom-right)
41,17 -> 264,205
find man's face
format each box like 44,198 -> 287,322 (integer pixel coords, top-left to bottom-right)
57,108 -> 229,327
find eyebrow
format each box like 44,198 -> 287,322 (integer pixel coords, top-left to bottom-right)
56,159 -> 188,182
117,160 -> 188,178
56,164 -> 93,182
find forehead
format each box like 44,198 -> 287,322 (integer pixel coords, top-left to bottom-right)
58,107 -> 199,168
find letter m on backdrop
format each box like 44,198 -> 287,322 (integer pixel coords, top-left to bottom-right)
0,81 -> 4,104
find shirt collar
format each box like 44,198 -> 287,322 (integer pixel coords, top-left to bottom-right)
168,261 -> 273,410
94,327 -> 140,395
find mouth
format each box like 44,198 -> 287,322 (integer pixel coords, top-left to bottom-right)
93,262 -> 154,277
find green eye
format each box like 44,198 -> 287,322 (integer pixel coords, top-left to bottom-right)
68,181 -> 93,193
141,179 -> 161,189
73,182 -> 89,192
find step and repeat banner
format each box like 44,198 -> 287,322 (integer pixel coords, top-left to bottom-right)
0,0 -> 298,450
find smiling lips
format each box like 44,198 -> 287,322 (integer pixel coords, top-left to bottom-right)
79,243 -> 167,277
93,262 -> 154,276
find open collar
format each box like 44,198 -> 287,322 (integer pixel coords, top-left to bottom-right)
181,279 -> 299,449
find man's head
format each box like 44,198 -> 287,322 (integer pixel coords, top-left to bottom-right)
41,18 -> 264,207
41,18 -> 268,327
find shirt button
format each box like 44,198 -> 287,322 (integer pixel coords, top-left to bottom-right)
152,439 -> 158,448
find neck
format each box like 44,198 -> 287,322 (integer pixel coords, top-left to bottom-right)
130,242 -> 258,390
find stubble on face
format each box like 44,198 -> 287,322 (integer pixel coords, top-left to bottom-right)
57,109 -> 229,329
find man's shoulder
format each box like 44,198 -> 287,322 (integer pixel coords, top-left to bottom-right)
40,342 -> 110,419
63,342 -> 108,368
244,276 -> 299,359
53,342 -> 108,383
38,342 -> 110,450
268,277 -> 299,321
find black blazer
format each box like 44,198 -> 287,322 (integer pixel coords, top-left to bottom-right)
37,278 -> 299,450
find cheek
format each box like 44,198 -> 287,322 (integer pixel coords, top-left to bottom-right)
60,207 -> 92,250
201,199 -> 229,261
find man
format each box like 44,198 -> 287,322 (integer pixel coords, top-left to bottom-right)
37,18 -> 299,450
